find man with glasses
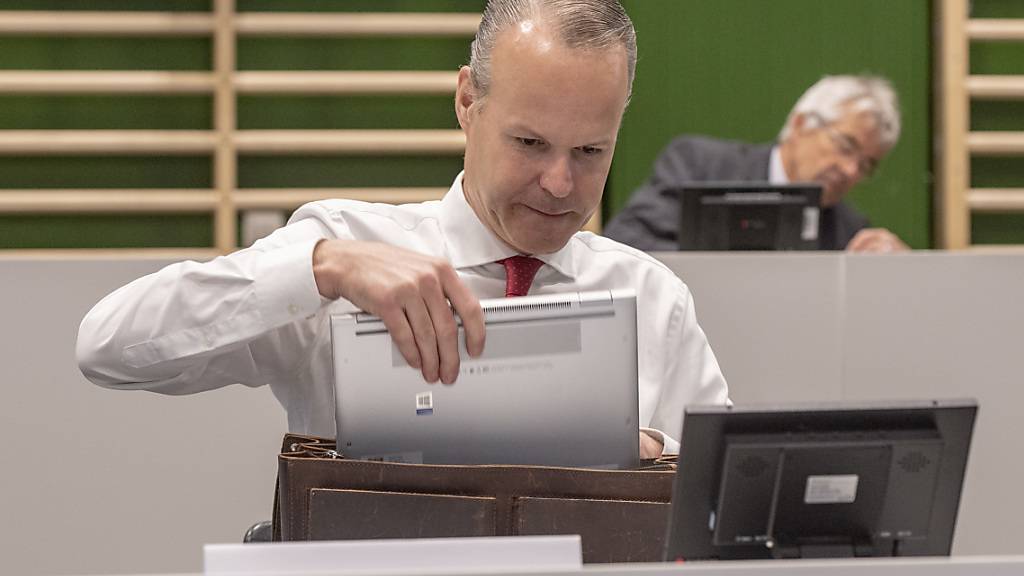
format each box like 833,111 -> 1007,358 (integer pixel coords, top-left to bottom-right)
604,75 -> 909,253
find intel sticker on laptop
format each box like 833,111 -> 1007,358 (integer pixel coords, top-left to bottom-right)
415,391 -> 434,415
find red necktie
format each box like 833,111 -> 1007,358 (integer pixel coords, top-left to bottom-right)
499,256 -> 544,297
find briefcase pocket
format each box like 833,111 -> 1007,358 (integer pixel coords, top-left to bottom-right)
308,488 -> 497,540
513,496 -> 671,563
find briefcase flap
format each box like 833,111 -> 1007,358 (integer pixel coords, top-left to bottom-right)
275,434 -> 675,563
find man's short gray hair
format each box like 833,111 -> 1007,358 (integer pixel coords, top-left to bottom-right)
469,0 -> 637,100
779,75 -> 902,149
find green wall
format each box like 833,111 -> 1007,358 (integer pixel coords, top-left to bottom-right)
2,1 -> 1021,248
611,0 -> 933,249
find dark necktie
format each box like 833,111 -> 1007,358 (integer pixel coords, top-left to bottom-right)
499,256 -> 544,297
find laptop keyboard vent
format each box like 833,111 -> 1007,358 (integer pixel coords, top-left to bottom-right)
486,300 -> 573,316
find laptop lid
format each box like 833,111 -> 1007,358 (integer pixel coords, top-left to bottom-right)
331,289 -> 639,469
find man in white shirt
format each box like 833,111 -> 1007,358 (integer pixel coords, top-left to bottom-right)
77,0 -> 728,457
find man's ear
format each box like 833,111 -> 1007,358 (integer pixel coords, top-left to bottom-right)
791,112 -> 809,134
455,66 -> 478,130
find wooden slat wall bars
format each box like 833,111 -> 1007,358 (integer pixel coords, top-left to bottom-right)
936,0 -> 1024,249
0,2 -> 597,255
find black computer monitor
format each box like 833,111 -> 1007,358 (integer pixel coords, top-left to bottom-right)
665,399 -> 977,561
675,183 -> 822,250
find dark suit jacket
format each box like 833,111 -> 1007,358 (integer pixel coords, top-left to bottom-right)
604,136 -> 869,251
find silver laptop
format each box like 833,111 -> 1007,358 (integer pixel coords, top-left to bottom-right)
331,289 -> 639,469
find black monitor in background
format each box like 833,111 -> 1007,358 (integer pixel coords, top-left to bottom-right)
665,399 -> 977,561
675,183 -> 823,250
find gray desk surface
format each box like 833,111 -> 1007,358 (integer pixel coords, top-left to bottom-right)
69,555 -> 1024,576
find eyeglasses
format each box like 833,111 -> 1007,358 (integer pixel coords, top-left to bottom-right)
821,123 -> 879,178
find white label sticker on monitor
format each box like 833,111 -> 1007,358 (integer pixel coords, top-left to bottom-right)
802,207 -> 821,241
804,474 -> 858,504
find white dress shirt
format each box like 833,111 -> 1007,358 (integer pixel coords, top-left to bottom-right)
77,173 -> 729,453
769,145 -> 790,185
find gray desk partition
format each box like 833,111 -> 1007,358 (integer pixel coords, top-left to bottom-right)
653,253 -> 844,404
3,252 -> 1024,575
842,253 -> 1024,556
0,258 -> 286,576
655,252 -> 1024,558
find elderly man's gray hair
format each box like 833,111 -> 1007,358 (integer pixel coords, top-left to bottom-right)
779,75 -> 902,149
469,0 -> 637,100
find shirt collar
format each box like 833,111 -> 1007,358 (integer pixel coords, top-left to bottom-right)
439,172 -> 579,280
769,145 -> 790,185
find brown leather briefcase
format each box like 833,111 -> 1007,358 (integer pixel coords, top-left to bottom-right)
273,433 -> 676,563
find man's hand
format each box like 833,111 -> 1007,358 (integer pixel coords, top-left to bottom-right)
312,239 -> 485,384
846,228 -> 910,253
640,431 -> 664,459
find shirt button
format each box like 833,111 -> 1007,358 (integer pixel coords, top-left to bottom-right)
288,304 -> 300,315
